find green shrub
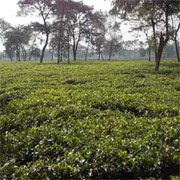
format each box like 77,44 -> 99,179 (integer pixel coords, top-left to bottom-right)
0,60 -> 179,179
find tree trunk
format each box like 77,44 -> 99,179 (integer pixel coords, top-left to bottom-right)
24,51 -> 27,61
57,42 -> 60,64
60,44 -> 63,62
67,44 -> 70,64
98,50 -> 101,61
22,48 -> 27,61
51,51 -> 54,61
174,37 -> 180,62
73,47 -> 77,61
101,52 -> 104,61
85,45 -> 89,61
68,50 -> 70,64
29,52 -> 32,61
155,55 -> 161,71
109,41 -> 113,61
152,3 -> 169,71
148,44 -> 151,61
155,37 -> 165,71
40,32 -> 49,63
72,34 -> 80,61
10,56 -> 13,61
155,33 -> 169,71
16,48 -> 21,61
29,47 -> 34,61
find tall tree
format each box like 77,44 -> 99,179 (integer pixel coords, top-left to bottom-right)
169,15 -> 180,62
131,20 -> 153,61
4,26 -> 31,61
52,0 -> 71,63
54,0 -> 93,61
83,11 -> 106,61
106,15 -> 122,61
18,0 -> 54,63
51,22 -> 69,63
26,25 -> 41,61
0,19 -> 11,43
90,11 -> 106,60
51,6 -> 70,64
139,41 -> 146,58
4,42 -> 14,61
111,0 -> 180,71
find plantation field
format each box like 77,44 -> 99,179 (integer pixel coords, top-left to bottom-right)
0,60 -> 180,179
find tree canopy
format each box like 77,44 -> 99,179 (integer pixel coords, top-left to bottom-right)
111,0 -> 180,70
18,0 -> 54,63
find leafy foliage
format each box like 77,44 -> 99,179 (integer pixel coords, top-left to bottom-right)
0,60 -> 179,179
111,0 -> 180,70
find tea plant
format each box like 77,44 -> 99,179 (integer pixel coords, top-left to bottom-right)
0,60 -> 179,179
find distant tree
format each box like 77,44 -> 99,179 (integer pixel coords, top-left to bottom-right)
53,0 -> 94,61
131,21 -> 153,61
139,41 -> 146,58
169,15 -> 180,62
103,38 -> 123,58
0,19 -> 12,60
90,11 -> 106,60
122,40 -> 137,50
164,42 -> 176,58
0,19 -> 11,43
49,38 -> 56,61
4,42 -> 14,61
144,32 -> 153,61
52,0 -> 71,63
29,47 -> 41,60
51,20 -> 69,63
4,26 -> 31,61
111,0 -> 180,71
84,33 -> 92,61
106,16 -> 122,61
83,13 -> 96,61
27,25 -> 41,61
18,0 -> 54,63
83,11 -> 106,61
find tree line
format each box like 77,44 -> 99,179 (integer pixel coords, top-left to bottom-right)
0,0 -> 109,63
0,0 -> 179,71
111,0 -> 180,70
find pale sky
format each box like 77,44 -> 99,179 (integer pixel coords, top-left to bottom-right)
0,0 -> 112,26
0,0 -> 114,51
0,0 -> 138,51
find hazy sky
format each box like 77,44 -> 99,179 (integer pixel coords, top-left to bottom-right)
0,0 -> 135,51
0,0 -> 112,26
0,0 -> 114,51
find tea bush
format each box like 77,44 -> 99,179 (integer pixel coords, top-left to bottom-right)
0,60 -> 179,179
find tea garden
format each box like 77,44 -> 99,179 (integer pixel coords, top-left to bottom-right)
0,60 -> 179,179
